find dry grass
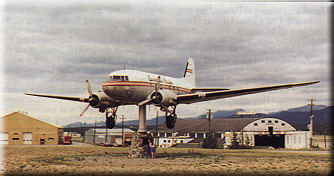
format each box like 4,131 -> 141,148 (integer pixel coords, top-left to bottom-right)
2,145 -> 332,176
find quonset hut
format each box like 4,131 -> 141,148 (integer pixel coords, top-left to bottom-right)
157,117 -> 310,149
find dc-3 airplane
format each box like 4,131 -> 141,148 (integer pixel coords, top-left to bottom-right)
25,58 -> 319,132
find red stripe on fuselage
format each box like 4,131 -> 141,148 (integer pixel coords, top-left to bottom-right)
102,81 -> 192,93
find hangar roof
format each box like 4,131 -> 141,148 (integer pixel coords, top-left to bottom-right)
158,117 -> 296,135
158,118 -> 261,135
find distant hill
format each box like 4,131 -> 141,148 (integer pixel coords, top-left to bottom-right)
64,105 -> 332,134
269,106 -> 333,135
268,105 -> 327,114
196,109 -> 246,119
63,116 -> 166,128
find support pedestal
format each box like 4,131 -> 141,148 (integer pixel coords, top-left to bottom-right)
129,132 -> 146,158
128,105 -> 150,158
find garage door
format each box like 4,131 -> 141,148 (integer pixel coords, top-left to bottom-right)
255,134 -> 285,148
0,133 -> 8,144
23,133 -> 33,145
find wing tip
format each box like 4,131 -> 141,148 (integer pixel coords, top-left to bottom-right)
309,81 -> 320,84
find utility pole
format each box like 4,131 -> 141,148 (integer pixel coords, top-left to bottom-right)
122,115 -> 124,145
83,121 -> 86,143
207,109 -> 212,131
155,110 -> 159,146
308,98 -> 316,148
93,121 -> 96,144
105,125 -> 108,143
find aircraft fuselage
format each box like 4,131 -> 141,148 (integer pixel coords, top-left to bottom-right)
102,70 -> 193,105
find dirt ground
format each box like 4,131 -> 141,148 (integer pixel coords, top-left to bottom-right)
1,144 -> 332,176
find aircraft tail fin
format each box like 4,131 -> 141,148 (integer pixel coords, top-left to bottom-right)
183,58 -> 196,87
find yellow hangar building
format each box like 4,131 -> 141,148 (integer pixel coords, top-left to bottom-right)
0,112 -> 64,145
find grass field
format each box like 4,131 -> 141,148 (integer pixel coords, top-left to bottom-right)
2,145 -> 332,176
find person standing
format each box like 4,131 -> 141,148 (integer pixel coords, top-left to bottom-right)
149,139 -> 156,159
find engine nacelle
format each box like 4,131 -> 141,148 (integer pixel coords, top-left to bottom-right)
89,92 -> 117,110
150,90 -> 177,107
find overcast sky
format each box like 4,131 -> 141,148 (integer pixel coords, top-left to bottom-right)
2,1 -> 331,126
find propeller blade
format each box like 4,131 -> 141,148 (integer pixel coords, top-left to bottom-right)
80,104 -> 90,116
138,99 -> 153,106
155,76 -> 161,92
86,80 -> 93,96
157,76 -> 161,90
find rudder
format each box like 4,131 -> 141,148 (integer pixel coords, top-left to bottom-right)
183,58 -> 196,87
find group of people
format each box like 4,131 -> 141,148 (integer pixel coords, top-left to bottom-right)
142,134 -> 156,159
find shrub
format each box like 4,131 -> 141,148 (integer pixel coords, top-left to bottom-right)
202,130 -> 218,149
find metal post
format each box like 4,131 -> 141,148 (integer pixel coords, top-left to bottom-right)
138,105 -> 147,133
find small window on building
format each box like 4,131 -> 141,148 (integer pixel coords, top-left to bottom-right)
159,133 -> 165,137
215,133 -> 222,139
268,120 -> 272,123
13,133 -> 19,135
275,120 -> 279,123
48,138 -> 54,141
261,120 -> 265,123
254,123 -> 258,126
180,140 -> 183,143
282,123 -> 285,126
197,133 -> 204,138
12,138 -> 19,141
168,140 -> 171,143
167,133 -> 172,137
163,140 -> 166,143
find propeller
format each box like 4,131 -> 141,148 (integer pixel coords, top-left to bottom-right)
152,76 -> 162,103
138,76 -> 162,106
80,80 -> 98,116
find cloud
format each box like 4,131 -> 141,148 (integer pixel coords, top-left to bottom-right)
3,2 -> 331,126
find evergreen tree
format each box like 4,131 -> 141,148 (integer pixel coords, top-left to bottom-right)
202,130 -> 218,149
230,131 -> 240,149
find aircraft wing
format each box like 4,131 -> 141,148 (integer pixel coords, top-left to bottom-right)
191,88 -> 229,92
176,81 -> 319,104
24,93 -> 89,102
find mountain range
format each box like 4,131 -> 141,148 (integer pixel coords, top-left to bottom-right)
64,105 -> 332,134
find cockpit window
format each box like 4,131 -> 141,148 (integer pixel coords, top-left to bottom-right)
110,75 -> 129,81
